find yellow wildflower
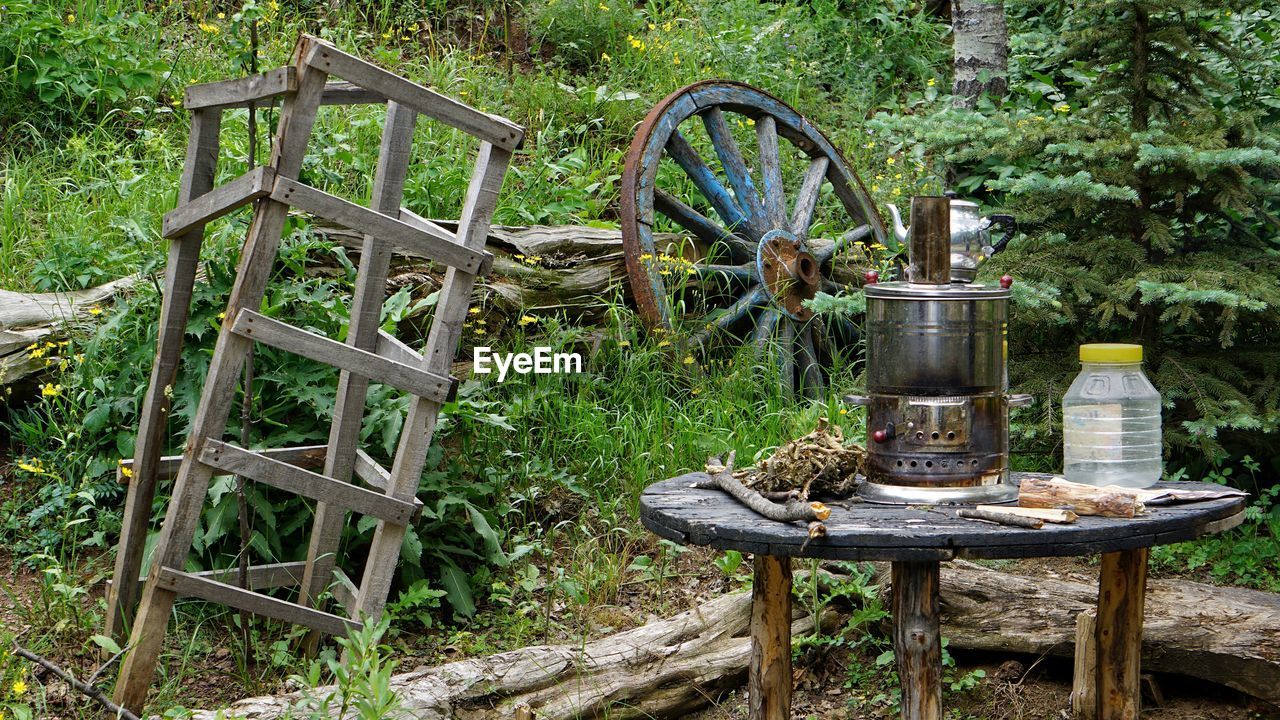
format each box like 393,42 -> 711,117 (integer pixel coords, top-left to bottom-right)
682,355 -> 695,365
17,460 -> 42,474
598,2 -> 609,8
216,311 -> 226,321
864,142 -> 874,149
657,339 -> 672,348
648,23 -> 656,30
886,157 -> 896,166
618,340 -> 631,348
690,387 -> 701,396
120,465 -> 134,479
474,327 -> 486,335
382,31 -> 392,40
927,78 -> 936,87
1054,103 -> 1071,114
891,187 -> 902,197
198,21 -> 220,34
12,680 -> 26,695
217,12 -> 225,19
469,307 -> 481,315
518,315 -> 537,326
66,13 -> 75,22
839,408 -> 848,415
663,21 -> 673,31
673,53 -> 680,65
601,52 -> 611,62
88,306 -> 104,316
41,383 -> 63,398
28,344 -> 47,359
871,184 -> 880,193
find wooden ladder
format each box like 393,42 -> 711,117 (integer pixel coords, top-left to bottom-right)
108,35 -> 523,713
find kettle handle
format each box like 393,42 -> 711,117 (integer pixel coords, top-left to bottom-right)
987,214 -> 1017,254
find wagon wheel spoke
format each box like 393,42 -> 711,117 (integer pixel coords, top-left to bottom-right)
790,156 -> 830,239
755,116 -> 787,226
797,323 -> 825,398
776,317 -> 795,399
692,285 -> 768,347
815,223 -> 874,265
693,263 -> 754,283
654,188 -> 754,263
700,107 -> 767,237
752,308 -> 779,353
665,130 -> 750,235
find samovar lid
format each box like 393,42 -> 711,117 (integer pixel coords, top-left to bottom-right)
864,280 -> 1009,300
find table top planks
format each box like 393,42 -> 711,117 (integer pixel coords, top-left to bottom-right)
640,473 -> 1247,561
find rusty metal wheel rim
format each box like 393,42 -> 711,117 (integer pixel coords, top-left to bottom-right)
620,80 -> 887,397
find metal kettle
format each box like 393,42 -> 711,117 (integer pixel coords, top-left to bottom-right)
886,192 -> 1016,283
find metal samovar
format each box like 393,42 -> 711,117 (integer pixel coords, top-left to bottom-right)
847,195 -> 1028,504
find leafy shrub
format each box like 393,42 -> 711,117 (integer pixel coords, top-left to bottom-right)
530,0 -> 642,70
0,1 -> 165,139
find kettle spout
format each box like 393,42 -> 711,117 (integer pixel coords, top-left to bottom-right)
886,204 -> 908,244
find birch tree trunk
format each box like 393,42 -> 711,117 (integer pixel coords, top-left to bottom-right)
951,0 -> 1009,108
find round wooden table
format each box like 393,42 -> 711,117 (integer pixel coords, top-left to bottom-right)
640,473 -> 1246,720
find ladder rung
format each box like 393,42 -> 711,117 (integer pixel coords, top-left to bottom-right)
156,567 -> 359,637
118,445 -> 327,484
200,440 -> 419,524
302,42 -> 523,151
375,329 -> 420,366
184,67 -> 388,111
329,567 -> 360,615
353,448 -> 393,491
184,67 -> 295,110
320,81 -> 387,106
270,177 -> 491,275
161,166 -> 275,239
137,561 -> 305,590
231,309 -> 457,404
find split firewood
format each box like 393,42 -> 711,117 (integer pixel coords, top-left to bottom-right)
957,507 -> 1044,529
973,505 -> 1078,524
703,452 -> 831,524
1018,477 -> 1144,518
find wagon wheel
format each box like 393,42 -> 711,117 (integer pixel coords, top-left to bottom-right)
620,81 -> 888,398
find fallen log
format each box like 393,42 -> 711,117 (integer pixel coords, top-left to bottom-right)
934,560 -> 1280,704
187,589 -> 824,720
0,275 -> 143,384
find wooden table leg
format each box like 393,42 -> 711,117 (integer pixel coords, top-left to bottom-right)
750,554 -> 792,720
1095,548 -> 1148,720
892,560 -> 942,720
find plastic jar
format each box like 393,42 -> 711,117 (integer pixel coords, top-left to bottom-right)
1062,343 -> 1163,488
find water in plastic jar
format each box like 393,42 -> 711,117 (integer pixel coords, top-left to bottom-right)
1062,343 -> 1163,488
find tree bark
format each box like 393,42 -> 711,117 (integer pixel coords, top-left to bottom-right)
951,0 -> 1009,108
935,560 -> 1280,705
185,590 -> 826,720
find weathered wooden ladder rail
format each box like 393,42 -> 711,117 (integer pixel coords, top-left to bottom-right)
105,34 -> 523,714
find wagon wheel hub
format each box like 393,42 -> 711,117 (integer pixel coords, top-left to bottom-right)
758,230 -> 819,322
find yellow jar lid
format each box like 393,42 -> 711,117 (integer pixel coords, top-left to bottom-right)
1080,343 -> 1143,363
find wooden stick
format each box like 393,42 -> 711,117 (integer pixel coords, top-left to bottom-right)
1096,549 -> 1148,720
975,505 -> 1078,524
704,452 -> 830,523
12,643 -> 141,720
957,507 -> 1044,529
892,561 -> 942,720
1019,477 -> 1144,518
1071,609 -> 1098,720
749,555 -> 792,720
